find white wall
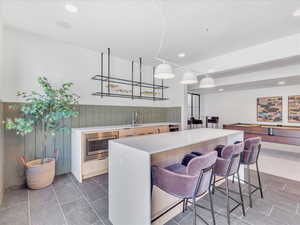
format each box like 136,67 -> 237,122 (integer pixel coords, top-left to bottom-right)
3,26 -> 184,108
201,84 -> 300,127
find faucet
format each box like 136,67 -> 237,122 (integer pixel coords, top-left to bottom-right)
132,111 -> 139,127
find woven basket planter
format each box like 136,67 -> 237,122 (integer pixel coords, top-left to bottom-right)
26,158 -> 55,189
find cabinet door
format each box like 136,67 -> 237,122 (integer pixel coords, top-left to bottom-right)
156,126 -> 169,134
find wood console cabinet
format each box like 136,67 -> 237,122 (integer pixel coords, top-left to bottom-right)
223,123 -> 300,146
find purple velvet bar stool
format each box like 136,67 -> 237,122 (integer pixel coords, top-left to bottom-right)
151,151 -> 218,225
233,137 -> 263,208
212,142 -> 245,225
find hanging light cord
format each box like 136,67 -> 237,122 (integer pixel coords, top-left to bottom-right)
153,0 -> 166,62
152,0 -> 208,78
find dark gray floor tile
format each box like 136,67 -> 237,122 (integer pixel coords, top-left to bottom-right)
30,200 -> 66,225
29,186 -> 56,208
0,202 -> 29,225
242,207 -> 287,225
91,196 -> 112,225
172,210 -> 191,223
55,183 -> 82,204
64,206 -> 100,225
269,206 -> 300,225
249,198 -> 273,216
164,218 -> 179,225
62,198 -> 90,215
92,174 -> 108,187
0,188 -> 28,209
77,179 -> 107,202
283,182 -> 300,198
262,189 -> 299,213
213,214 -> 249,225
53,174 -> 74,188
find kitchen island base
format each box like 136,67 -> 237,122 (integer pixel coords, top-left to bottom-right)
109,128 -> 244,225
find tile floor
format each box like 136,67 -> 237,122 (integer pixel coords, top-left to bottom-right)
1,170 -> 300,225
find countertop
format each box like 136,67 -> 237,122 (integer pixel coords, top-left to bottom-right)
111,128 -> 243,154
72,122 -> 180,133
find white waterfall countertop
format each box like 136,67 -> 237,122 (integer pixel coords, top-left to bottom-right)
111,128 -> 243,154
72,122 -> 179,133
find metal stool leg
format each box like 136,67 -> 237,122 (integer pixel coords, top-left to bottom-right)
256,162 -> 264,199
193,197 -> 197,225
212,174 -> 216,194
237,171 -> 246,216
247,165 -> 253,208
208,186 -> 216,225
226,177 -> 231,225
232,174 -> 235,183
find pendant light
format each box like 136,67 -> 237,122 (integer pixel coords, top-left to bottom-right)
199,76 -> 216,88
154,62 -> 175,79
154,0 -> 175,80
180,71 -> 198,84
199,69 -> 216,88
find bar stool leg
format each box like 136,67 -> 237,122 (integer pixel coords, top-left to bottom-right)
247,164 -> 253,208
232,174 -> 235,183
208,186 -> 216,225
212,174 -> 216,194
225,177 -> 231,225
237,171 -> 246,216
256,162 -> 264,199
192,197 -> 197,225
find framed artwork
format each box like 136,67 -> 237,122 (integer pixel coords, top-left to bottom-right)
288,95 -> 300,123
257,96 -> 282,122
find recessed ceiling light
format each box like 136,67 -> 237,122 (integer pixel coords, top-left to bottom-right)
293,9 -> 300,17
177,53 -> 186,58
65,3 -> 78,13
218,88 -> 224,92
278,81 -> 286,85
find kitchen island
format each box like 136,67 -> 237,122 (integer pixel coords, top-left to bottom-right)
109,128 -> 244,225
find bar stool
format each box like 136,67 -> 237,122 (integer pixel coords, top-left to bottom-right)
151,151 -> 218,225
212,142 -> 245,225
206,116 -> 219,128
233,137 -> 263,208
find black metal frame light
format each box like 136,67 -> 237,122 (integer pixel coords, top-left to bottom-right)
92,48 -> 169,101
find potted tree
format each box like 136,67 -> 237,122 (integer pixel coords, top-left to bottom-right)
4,77 -> 79,189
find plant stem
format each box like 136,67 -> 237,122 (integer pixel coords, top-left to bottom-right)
42,121 -> 48,163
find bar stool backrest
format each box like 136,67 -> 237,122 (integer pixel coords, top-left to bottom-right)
187,151 -> 217,197
243,137 -> 262,164
221,142 -> 244,176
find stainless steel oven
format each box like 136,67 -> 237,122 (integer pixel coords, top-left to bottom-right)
85,131 -> 119,161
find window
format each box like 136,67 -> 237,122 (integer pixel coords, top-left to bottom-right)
187,93 -> 200,120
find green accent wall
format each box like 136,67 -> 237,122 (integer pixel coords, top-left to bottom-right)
0,102 -> 4,203
3,103 -> 181,188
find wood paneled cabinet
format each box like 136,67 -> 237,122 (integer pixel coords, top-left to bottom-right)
118,125 -> 170,138
223,123 -> 300,146
72,124 -> 176,182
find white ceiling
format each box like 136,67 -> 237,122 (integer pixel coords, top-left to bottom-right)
2,0 -> 300,66
189,75 -> 300,95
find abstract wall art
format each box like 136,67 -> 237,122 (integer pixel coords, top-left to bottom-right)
257,96 -> 282,122
288,95 -> 300,123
